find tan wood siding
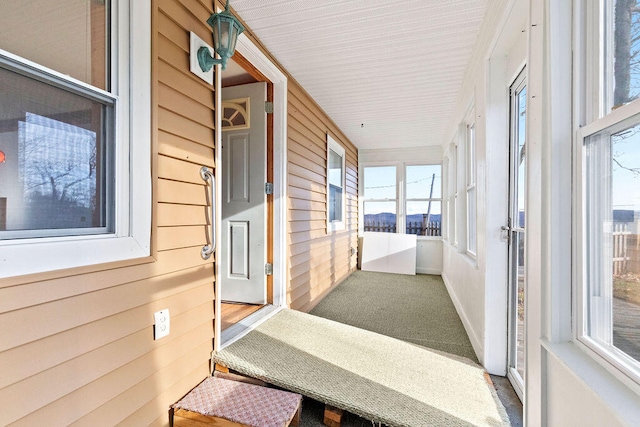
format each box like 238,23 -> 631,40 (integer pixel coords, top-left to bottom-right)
286,82 -> 359,311
0,1 -> 217,426
222,13 -> 359,310
0,0 -> 359,424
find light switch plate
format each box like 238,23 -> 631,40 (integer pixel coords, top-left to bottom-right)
190,31 -> 214,84
154,309 -> 170,340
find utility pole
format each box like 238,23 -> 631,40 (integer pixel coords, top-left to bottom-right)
425,173 -> 436,235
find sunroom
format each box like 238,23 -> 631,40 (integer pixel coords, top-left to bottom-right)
1,0 -> 640,426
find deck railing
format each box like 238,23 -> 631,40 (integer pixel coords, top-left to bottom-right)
614,223 -> 631,275
364,221 -> 441,236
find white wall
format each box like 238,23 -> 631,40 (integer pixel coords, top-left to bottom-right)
416,238 -> 442,275
441,0 -> 520,372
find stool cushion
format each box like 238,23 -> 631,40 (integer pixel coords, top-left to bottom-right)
173,376 -> 302,427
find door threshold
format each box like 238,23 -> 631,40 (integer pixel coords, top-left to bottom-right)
220,304 -> 283,349
507,368 -> 524,403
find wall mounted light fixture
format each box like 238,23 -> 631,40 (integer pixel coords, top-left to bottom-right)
197,0 -> 244,72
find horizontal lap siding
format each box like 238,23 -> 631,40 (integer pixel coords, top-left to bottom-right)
0,2 -> 217,426
287,84 -> 358,312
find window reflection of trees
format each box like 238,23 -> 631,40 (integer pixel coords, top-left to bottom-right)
18,113 -> 98,229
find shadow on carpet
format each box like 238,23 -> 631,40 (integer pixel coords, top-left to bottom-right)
310,271 -> 478,363
214,309 -> 509,427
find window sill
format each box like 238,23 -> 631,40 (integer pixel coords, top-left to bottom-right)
541,339 -> 640,425
0,234 -> 151,281
461,252 -> 478,269
327,224 -> 346,234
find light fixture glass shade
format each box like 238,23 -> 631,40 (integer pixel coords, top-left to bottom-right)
207,1 -> 244,70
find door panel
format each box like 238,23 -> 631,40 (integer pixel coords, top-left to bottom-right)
229,221 -> 249,279
228,134 -> 250,202
221,82 -> 267,304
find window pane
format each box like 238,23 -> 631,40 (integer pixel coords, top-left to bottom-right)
0,64 -> 113,238
0,1 -> 110,90
328,148 -> 343,188
364,201 -> 396,233
406,201 -> 442,236
364,166 -> 396,199
406,165 -> 441,199
467,188 -> 476,253
328,184 -> 343,222
611,1 -> 640,110
611,121 -> 640,361
328,148 -> 343,224
513,231 -> 525,380
585,118 -> 640,363
517,86 -> 527,228
467,124 -> 475,187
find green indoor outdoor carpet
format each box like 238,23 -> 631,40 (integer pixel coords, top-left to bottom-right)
310,271 -> 478,362
213,309 -> 509,427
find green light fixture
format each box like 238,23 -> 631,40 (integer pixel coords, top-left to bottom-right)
198,0 -> 245,71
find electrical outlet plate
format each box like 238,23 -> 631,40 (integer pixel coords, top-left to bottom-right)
154,309 -> 170,340
190,31 -> 214,84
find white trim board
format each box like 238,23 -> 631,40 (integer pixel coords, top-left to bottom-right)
442,271 -> 484,365
359,146 -> 442,164
416,268 -> 442,275
215,33 -> 288,351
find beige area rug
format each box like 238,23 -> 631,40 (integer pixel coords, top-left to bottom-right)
214,309 -> 509,427
310,271 -> 478,362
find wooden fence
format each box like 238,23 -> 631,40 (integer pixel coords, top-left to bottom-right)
613,223 -> 631,275
364,221 -> 441,236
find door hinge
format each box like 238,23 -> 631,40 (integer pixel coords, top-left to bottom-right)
265,182 -> 274,195
265,101 -> 274,114
265,262 -> 273,276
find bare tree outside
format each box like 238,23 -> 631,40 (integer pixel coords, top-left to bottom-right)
614,0 -> 640,107
610,0 -> 640,362
18,113 -> 99,230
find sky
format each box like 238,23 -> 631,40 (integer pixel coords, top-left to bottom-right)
363,165 -> 442,216
612,126 -> 640,212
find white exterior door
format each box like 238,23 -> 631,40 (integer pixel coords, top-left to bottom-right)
507,69 -> 526,400
221,82 -> 267,304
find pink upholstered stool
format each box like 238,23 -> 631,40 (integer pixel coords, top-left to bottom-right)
171,376 -> 302,427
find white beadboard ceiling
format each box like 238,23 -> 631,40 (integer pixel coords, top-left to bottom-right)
229,0 -> 489,150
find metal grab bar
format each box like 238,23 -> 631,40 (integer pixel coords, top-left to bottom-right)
200,166 -> 216,260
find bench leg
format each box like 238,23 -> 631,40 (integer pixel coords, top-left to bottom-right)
323,405 -> 343,427
289,403 -> 302,427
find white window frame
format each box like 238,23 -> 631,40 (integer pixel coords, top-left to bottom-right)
327,134 -> 346,233
360,160 -> 442,239
404,163 -> 443,238
361,163 -> 398,234
452,142 -> 459,247
465,108 -> 477,257
0,0 -> 151,279
442,156 -> 450,241
575,0 -> 640,386
576,101 -> 640,385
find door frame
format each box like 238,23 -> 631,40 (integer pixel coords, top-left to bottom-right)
214,33 -> 288,351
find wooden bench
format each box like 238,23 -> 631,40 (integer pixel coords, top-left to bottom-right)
170,376 -> 302,427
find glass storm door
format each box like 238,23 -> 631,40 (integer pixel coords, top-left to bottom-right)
507,69 -> 526,400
